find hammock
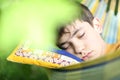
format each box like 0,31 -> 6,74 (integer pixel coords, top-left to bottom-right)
49,49 -> 120,80
49,0 -> 120,80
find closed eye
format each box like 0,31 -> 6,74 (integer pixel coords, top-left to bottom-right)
58,42 -> 70,50
78,33 -> 85,38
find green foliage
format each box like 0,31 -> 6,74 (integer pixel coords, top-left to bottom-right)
0,54 -> 49,80
0,0 -> 80,50
0,0 -> 82,80
0,29 -> 48,80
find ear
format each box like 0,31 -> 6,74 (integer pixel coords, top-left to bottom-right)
92,17 -> 102,34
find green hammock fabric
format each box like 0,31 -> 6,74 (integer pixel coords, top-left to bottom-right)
48,0 -> 120,80
49,49 -> 120,80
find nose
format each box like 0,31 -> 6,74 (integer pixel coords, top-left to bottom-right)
70,39 -> 85,54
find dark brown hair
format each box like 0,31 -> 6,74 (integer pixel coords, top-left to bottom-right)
78,3 -> 94,26
56,3 -> 94,49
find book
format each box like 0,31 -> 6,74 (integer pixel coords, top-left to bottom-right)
7,41 -> 83,69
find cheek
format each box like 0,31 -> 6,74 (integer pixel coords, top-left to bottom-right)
85,36 -> 102,56
66,47 -> 74,55
84,35 -> 100,49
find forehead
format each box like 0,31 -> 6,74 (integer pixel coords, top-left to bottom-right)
63,19 -> 88,34
59,20 -> 90,43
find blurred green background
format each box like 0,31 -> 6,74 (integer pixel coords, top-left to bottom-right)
0,0 -> 81,80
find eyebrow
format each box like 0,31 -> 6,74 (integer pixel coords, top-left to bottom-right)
59,29 -> 81,48
71,29 -> 80,38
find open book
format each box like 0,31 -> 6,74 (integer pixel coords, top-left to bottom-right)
7,41 -> 83,68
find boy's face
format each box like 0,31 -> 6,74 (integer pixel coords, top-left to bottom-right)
58,19 -> 106,61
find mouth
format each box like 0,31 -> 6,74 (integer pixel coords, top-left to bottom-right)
82,51 -> 93,60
